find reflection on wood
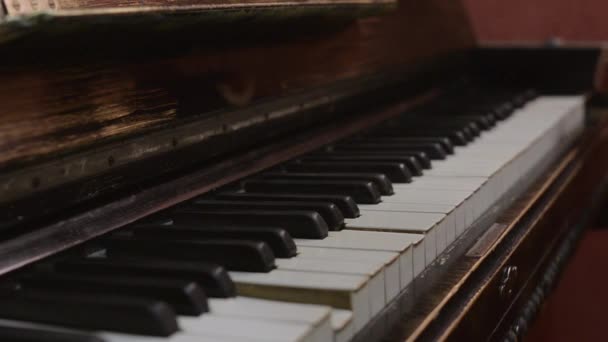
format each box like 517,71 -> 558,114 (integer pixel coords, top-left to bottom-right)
4,0 -> 395,16
0,0 -> 475,169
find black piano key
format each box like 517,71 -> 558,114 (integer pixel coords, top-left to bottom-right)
54,258 -> 236,298
262,172 -> 394,195
172,209 -> 328,239
328,146 -> 432,168
386,128 -> 469,145
491,102 -> 514,119
332,143 -> 445,161
104,237 -> 276,273
133,224 -> 298,258
0,290 -> 178,336
215,192 -> 360,218
336,142 -> 447,159
18,274 -> 208,316
416,125 -> 473,140
511,93 -> 527,108
523,89 -> 538,102
304,153 -> 424,175
452,114 -> 494,129
282,161 -> 411,183
189,199 -> 344,231
355,137 -> 454,154
0,325 -> 104,342
409,118 -> 481,137
242,179 -> 382,204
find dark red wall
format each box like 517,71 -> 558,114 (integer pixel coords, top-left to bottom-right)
463,0 -> 608,42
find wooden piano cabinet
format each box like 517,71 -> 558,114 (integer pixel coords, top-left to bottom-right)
526,229 -> 608,342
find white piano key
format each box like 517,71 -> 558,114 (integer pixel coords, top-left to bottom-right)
406,176 -> 486,191
295,230 -> 422,288
104,332 -> 219,342
208,297 -> 331,325
296,246 -> 401,304
331,310 -> 354,342
345,211 -> 444,266
358,201 -> 460,247
276,258 -> 386,317
229,269 -> 371,331
383,188 -> 474,229
179,315 -> 327,342
0,319 -> 205,342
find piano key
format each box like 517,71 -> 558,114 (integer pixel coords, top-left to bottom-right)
131,225 -> 297,258
275,258 -> 386,316
331,310 -> 354,342
188,199 -> 344,231
215,192 -> 360,218
0,290 -> 179,336
103,237 -> 276,273
179,315 -> 327,342
5,298 -> 333,342
0,318 -> 313,342
172,209 -> 328,239
345,211 -> 446,266
102,332 -> 216,342
324,149 -> 432,169
341,141 -> 448,159
229,269 -> 371,331
242,179 -> 382,204
357,202 -> 459,252
380,129 -> 469,145
410,118 -> 482,137
262,172 -> 394,195
382,188 -> 474,227
302,153 -> 424,175
355,137 -> 454,154
457,115 -> 494,129
295,230 -> 423,287
295,246 -> 400,305
0,323 -> 104,342
406,175 -> 487,191
17,273 -> 208,316
283,161 -> 412,183
54,258 -> 237,298
333,143 -> 447,160
208,297 -> 330,325
3,288 -> 332,341
207,297 -> 332,341
406,122 -> 476,139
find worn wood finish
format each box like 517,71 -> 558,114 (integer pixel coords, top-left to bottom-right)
4,0 -> 394,16
0,0 -> 474,169
0,0 -> 475,225
0,89 -> 434,276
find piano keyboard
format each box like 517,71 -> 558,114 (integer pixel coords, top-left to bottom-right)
0,91 -> 585,342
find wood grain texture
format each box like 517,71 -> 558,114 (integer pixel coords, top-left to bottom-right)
4,0 -> 394,16
0,0 -> 475,170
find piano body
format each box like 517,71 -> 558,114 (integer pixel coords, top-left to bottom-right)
0,0 -> 607,341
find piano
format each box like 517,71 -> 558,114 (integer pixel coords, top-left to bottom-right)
0,0 -> 607,341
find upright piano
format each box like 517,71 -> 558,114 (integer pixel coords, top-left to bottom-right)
0,0 -> 607,341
